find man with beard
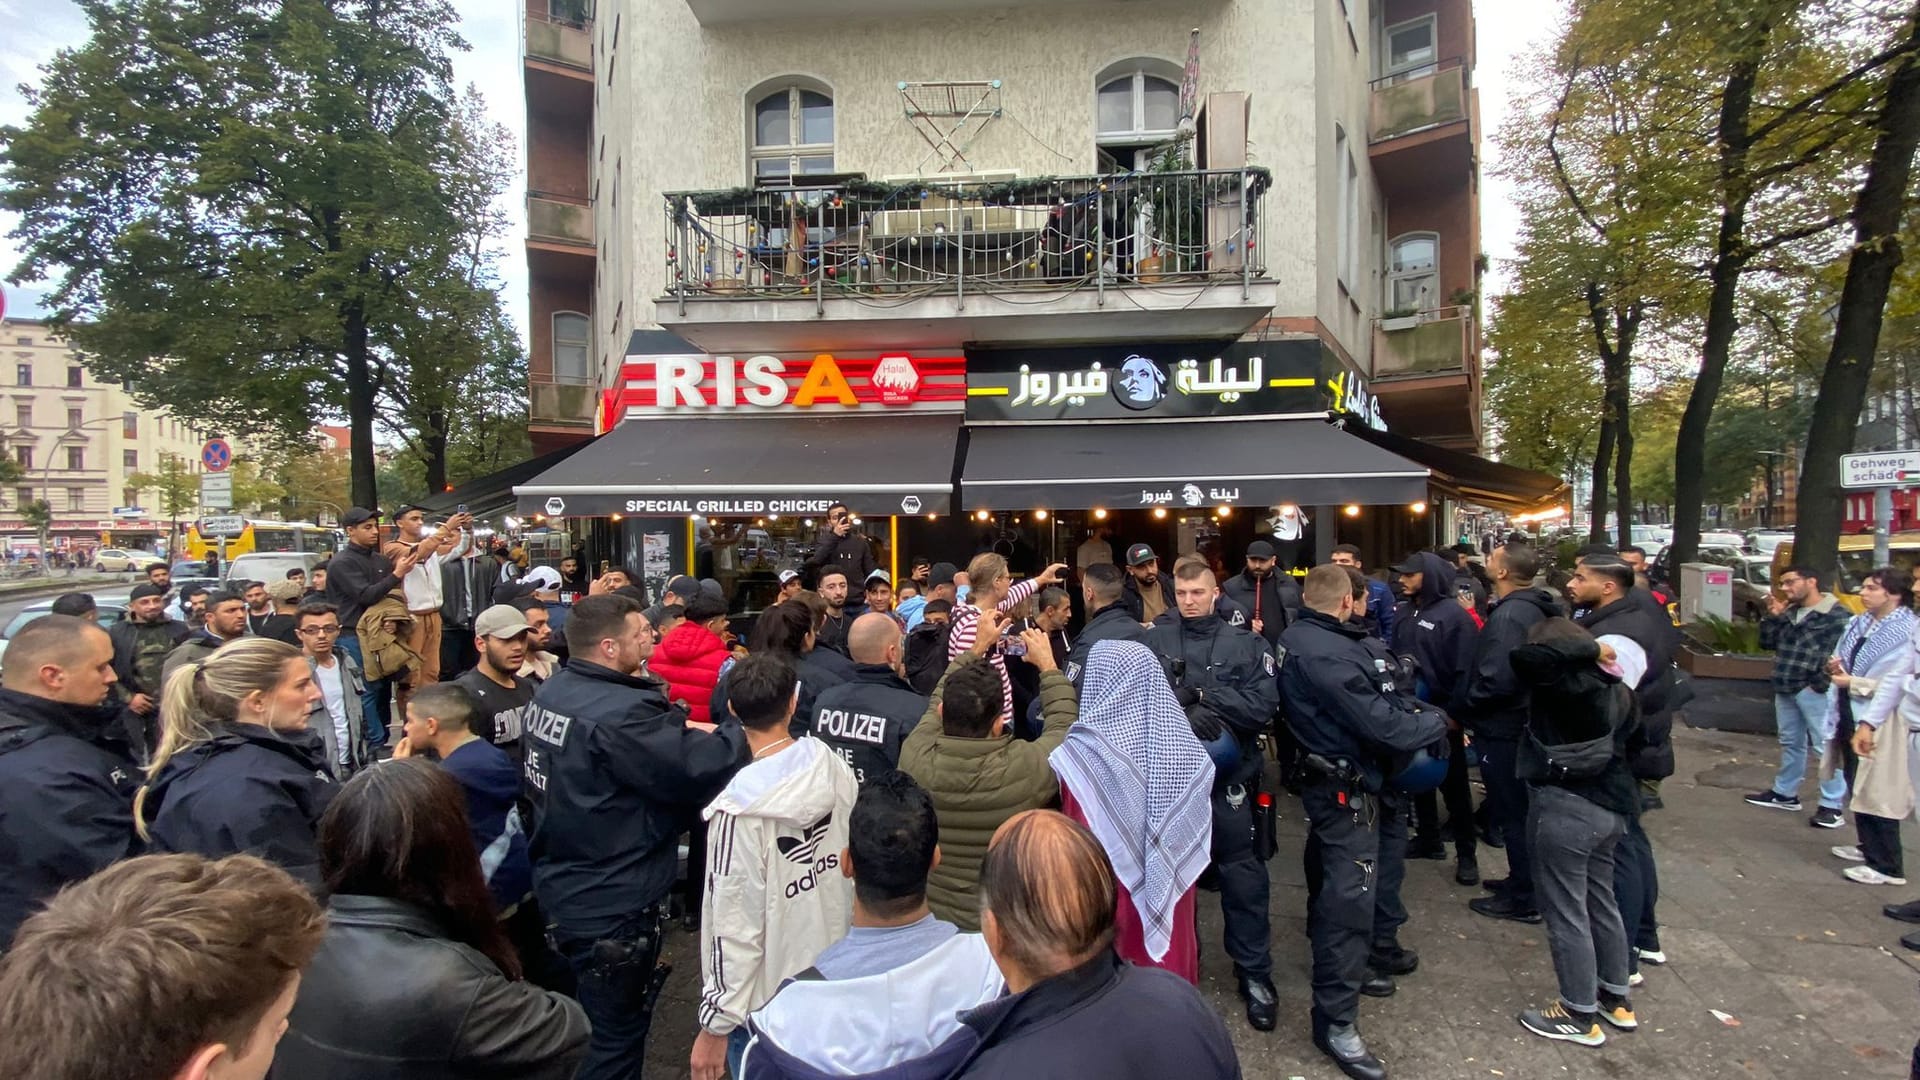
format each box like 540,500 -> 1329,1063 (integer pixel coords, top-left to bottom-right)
108,582 -> 191,753
161,591 -> 250,682
455,605 -> 539,758
815,568 -> 855,656
1222,540 -> 1298,651
1120,544 -> 1176,626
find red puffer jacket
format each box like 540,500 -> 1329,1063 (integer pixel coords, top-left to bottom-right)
649,623 -> 730,724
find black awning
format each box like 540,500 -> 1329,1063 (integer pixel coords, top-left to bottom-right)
959,419 -> 1429,510
417,439 -> 597,523
513,415 -> 959,518
1340,424 -> 1570,515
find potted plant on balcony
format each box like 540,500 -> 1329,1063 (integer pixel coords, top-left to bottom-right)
1379,306 -> 1420,332
1136,142 -> 1204,283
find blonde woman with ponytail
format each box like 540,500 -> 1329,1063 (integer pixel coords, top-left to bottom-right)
136,637 -> 335,889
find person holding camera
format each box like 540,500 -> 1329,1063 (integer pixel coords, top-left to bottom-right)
1278,565 -> 1450,1080
1145,561 -> 1280,1034
805,503 -> 875,588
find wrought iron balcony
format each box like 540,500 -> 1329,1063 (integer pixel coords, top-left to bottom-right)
1370,59 -> 1468,144
658,169 -> 1272,307
1372,305 -> 1472,377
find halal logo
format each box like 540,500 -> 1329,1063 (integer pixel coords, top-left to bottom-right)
544,497 -> 566,516
776,812 -> 834,865
1112,354 -> 1167,411
900,495 -> 922,514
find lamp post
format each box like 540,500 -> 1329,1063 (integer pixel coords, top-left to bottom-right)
35,416 -> 121,576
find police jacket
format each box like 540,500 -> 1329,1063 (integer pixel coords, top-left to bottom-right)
1577,593 -> 1680,781
524,659 -> 747,940
325,539 -> 406,631
276,895 -> 589,1080
140,722 -> 336,890
808,663 -> 927,783
1462,587 -> 1564,741
1277,611 -> 1450,793
0,688 -> 140,946
1220,569 -> 1293,649
805,531 -> 876,587
1390,551 -> 1479,715
1119,571 -> 1175,624
711,650 -> 845,738
1146,613 -> 1278,786
1067,602 -> 1148,685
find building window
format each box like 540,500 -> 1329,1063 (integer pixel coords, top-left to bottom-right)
13,403 -> 28,429
1382,15 -> 1438,82
15,487 -> 31,507
1095,62 -> 1181,172
750,82 -> 834,182
122,411 -> 137,438
66,408 -> 82,430
123,486 -> 138,507
65,446 -> 84,470
1388,232 -> 1439,311
553,312 -> 592,383
14,446 -> 30,470
124,449 -> 138,470
15,363 -> 29,387
67,487 -> 85,511
1335,126 -> 1360,295
66,366 -> 83,388
14,337 -> 30,346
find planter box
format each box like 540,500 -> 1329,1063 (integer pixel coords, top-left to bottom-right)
1678,643 -> 1773,681
1378,315 -> 1420,332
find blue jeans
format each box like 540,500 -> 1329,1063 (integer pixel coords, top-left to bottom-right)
1773,688 -> 1847,809
337,634 -> 390,749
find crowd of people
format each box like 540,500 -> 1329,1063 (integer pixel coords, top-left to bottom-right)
6,498 -> 1920,1080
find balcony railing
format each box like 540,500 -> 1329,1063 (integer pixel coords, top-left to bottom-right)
659,168 -> 1271,305
528,193 -> 593,248
530,379 -> 596,425
1369,58 -> 1467,144
1372,305 -> 1472,377
524,3 -> 593,72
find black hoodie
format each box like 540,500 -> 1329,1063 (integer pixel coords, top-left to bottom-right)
1511,637 -> 1641,818
1462,587 -> 1565,740
1389,551 -> 1479,716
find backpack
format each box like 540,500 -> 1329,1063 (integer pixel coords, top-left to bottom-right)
903,621 -> 952,695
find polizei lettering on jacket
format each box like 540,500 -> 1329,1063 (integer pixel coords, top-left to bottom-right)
623,498 -> 837,516
813,708 -> 887,745
521,706 -> 572,793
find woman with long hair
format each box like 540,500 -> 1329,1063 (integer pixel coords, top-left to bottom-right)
1830,567 -> 1920,885
135,637 -> 335,888
275,759 -> 589,1078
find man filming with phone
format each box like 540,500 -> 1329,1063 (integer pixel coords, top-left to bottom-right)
385,504 -> 475,697
805,502 -> 876,588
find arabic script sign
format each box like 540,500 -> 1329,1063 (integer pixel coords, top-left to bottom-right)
964,340 -> 1323,421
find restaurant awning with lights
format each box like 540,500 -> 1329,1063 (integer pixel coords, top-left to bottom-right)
1340,423 -> 1571,516
513,415 -> 960,518
959,419 -> 1430,510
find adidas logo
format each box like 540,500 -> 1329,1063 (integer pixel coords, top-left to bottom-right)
776,812 -> 833,865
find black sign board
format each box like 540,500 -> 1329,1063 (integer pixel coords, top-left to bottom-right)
964,339 -> 1325,421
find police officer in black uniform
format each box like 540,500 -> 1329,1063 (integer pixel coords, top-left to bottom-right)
1279,566 -> 1449,1080
807,613 -> 928,782
1146,561 -> 1281,1032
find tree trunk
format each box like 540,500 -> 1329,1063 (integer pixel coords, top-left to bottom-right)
343,299 -> 378,510
1796,2 -> 1920,577
422,406 -> 449,496
1590,416 -> 1616,544
1673,33 -> 1767,569
1614,379 -> 1634,548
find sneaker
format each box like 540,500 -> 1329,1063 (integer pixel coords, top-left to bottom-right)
1811,807 -> 1845,829
1519,1002 -> 1605,1047
1833,845 -> 1867,862
1629,971 -> 1645,988
1845,864 -> 1909,886
1635,947 -> 1667,965
1745,790 -> 1801,811
1597,993 -> 1638,1031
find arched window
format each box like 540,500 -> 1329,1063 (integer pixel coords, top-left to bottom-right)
1095,60 -> 1181,172
552,311 -> 591,383
750,82 -> 834,182
1388,232 -> 1439,312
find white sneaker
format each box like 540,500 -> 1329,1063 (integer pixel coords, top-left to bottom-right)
1635,948 -> 1667,965
1845,865 -> 1909,886
1629,971 -> 1645,988
1832,845 -> 1867,862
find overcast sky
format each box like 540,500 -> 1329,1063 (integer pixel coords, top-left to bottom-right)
0,0 -> 1561,334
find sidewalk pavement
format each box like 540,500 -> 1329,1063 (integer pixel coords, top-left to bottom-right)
637,721 -> 1920,1079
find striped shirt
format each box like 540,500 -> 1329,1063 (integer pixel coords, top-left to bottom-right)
947,577 -> 1041,723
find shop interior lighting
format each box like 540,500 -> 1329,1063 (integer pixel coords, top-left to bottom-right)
975,509 -> 991,522
1152,507 -> 1169,520
803,519 -> 814,528
1343,505 -> 1361,518
1033,509 -> 1049,521
1092,508 -> 1109,521
610,513 -> 623,522
1217,505 -> 1232,517
1410,501 -> 1428,515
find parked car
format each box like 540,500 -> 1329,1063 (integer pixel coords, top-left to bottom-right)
1744,529 -> 1793,556
223,551 -> 328,591
0,600 -> 128,672
1729,555 -> 1774,620
1649,543 -> 1744,589
92,549 -> 166,573
1771,533 -> 1920,613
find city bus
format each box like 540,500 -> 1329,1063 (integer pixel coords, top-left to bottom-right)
182,519 -> 340,561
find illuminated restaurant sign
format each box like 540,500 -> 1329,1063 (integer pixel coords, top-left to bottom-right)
600,350 -> 966,427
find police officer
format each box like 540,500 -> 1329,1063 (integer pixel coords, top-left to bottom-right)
1146,561 -> 1281,1032
1155,554 -> 1252,632
523,594 -> 747,1080
1279,566 -> 1449,1080
1066,563 -> 1146,685
807,613 -> 928,783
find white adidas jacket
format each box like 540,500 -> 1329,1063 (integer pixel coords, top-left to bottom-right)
699,737 -> 859,1036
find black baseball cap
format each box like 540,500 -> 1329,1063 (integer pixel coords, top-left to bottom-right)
1246,540 -> 1277,559
392,503 -> 432,520
928,562 -> 959,588
1390,555 -> 1425,574
1126,543 -> 1158,567
341,507 -> 380,527
129,582 -> 168,601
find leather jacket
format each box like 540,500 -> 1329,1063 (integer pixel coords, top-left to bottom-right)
274,895 -> 588,1079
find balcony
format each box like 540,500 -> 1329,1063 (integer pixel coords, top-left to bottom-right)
524,4 -> 592,73
1371,305 -> 1480,449
656,169 -> 1279,352
528,193 -> 593,249
1370,59 -> 1467,144
1373,305 -> 1471,377
530,379 -> 596,427
686,0 -> 1057,24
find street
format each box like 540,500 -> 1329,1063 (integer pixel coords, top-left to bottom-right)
0,577 -> 143,630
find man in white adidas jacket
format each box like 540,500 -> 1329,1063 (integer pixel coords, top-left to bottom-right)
693,652 -> 859,1080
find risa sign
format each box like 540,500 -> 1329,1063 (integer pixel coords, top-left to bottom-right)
601,351 -> 966,427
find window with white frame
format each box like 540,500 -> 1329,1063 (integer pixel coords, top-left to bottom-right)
1096,62 -> 1181,172
1388,232 -> 1439,311
750,82 -> 834,183
1336,126 -> 1361,295
552,312 -> 592,384
1383,15 -> 1438,82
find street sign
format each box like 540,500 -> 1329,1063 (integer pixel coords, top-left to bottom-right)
200,471 -> 233,509
200,515 -> 246,538
200,438 -> 232,472
112,506 -> 144,518
1840,450 -> 1920,489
